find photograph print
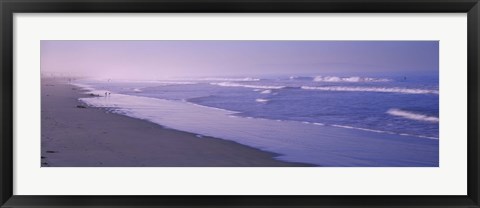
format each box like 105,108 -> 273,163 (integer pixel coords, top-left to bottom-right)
41,40 -> 439,167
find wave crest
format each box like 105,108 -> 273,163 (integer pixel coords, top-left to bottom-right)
255,98 -> 269,103
210,82 -> 285,89
313,76 -> 391,82
301,86 -> 439,95
387,108 -> 439,123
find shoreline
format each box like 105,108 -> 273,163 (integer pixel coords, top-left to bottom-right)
41,78 -> 314,167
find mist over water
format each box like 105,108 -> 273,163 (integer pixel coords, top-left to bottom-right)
41,41 -> 439,79
43,40 -> 439,166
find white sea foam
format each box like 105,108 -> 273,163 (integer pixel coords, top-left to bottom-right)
255,98 -> 269,103
211,82 -> 285,89
330,124 -> 438,140
301,86 -> 439,95
133,88 -> 142,93
417,135 -> 439,140
331,124 -> 395,134
260,90 -> 272,94
313,76 -> 391,82
387,108 -> 439,123
302,121 -> 326,126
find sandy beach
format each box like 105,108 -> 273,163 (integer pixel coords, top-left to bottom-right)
41,78 -> 312,167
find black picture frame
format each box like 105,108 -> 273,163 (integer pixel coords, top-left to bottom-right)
1,0 -> 479,207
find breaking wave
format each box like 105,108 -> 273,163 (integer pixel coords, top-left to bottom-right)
386,108 -> 439,123
301,86 -> 439,95
260,89 -> 272,94
255,98 -> 269,103
313,76 -> 391,82
210,82 -> 285,89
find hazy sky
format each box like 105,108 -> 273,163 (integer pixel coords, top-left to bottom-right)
41,41 -> 438,79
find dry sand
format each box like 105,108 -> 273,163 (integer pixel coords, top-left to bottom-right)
41,78 -> 312,167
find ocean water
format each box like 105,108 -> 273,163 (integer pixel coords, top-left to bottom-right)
73,75 -> 439,166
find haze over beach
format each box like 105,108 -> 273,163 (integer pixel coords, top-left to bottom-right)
41,40 -> 439,167
41,41 -> 438,79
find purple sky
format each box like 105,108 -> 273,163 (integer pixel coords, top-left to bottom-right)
41,41 -> 438,79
